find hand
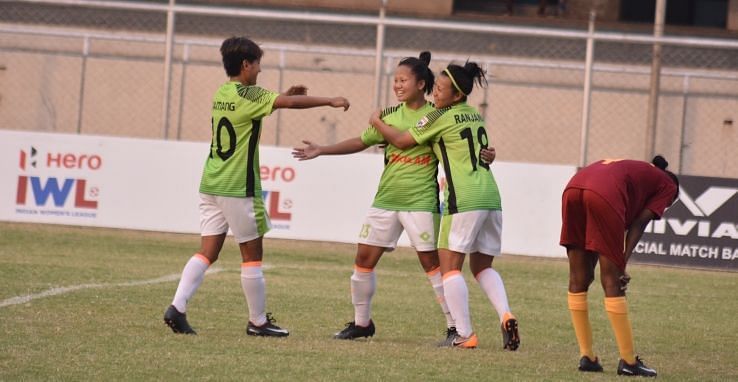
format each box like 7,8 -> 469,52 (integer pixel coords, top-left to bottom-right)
291,140 -> 321,161
369,109 -> 382,126
283,85 -> 307,96
331,97 -> 350,111
480,147 -> 496,165
619,272 -> 631,292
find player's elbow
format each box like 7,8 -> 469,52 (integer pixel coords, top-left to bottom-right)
392,136 -> 416,150
273,96 -> 296,109
394,140 -> 414,150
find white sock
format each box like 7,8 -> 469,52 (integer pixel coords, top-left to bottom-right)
241,261 -> 266,326
171,254 -> 210,313
443,271 -> 473,337
475,267 -> 511,323
427,268 -> 455,328
351,266 -> 376,327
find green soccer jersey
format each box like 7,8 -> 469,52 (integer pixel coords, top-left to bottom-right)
360,102 -> 439,212
199,81 -> 279,197
409,102 -> 502,214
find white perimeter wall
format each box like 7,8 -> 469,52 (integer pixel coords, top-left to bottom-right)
0,130 -> 575,258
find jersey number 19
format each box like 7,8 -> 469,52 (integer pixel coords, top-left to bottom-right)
460,126 -> 489,171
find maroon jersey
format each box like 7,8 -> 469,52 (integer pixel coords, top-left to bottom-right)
565,159 -> 677,227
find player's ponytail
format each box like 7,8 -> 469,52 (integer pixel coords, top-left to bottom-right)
399,51 -> 435,95
652,155 -> 680,202
419,51 -> 431,66
444,60 -> 487,98
462,61 -> 487,90
651,155 -> 669,170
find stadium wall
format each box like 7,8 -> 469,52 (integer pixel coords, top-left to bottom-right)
0,130 -> 574,258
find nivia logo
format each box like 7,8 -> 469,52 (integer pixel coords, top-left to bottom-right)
676,186 -> 738,217
648,184 -> 738,240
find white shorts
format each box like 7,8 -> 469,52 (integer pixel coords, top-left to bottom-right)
438,210 -> 502,255
199,193 -> 271,243
357,207 -> 439,252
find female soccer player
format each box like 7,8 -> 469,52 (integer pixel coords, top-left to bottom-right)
163,36 -> 349,336
368,61 -> 520,350
292,52 -> 460,342
560,156 -> 678,376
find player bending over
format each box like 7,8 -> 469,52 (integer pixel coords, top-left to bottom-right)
560,156 -> 678,377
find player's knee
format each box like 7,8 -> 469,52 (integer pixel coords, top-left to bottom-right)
470,264 -> 489,278
418,256 -> 440,273
568,272 -> 592,292
198,251 -> 219,264
568,279 -> 588,293
600,277 -> 624,297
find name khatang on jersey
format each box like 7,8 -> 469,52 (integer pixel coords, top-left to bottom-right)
454,113 -> 483,124
213,101 -> 236,111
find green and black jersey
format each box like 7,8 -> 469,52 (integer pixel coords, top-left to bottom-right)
199,81 -> 278,197
409,102 -> 501,214
361,102 -> 439,212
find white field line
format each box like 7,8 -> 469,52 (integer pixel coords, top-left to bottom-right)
0,267 -> 224,309
0,262 -> 417,309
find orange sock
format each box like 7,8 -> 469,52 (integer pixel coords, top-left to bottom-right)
568,292 -> 595,360
605,296 -> 636,364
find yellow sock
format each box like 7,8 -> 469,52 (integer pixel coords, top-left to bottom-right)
567,292 -> 595,360
605,296 -> 636,364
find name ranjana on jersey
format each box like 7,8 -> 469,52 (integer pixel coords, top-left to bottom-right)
454,113 -> 483,124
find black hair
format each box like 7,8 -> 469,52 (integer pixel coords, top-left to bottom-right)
652,155 -> 680,201
443,60 -> 487,97
398,51 -> 435,95
220,36 -> 264,77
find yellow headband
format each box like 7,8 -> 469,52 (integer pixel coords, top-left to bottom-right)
444,68 -> 467,96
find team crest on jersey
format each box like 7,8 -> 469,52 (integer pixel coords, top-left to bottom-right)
416,116 -> 429,129
416,106 -> 451,132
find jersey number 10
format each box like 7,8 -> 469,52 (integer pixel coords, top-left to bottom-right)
210,117 -> 236,161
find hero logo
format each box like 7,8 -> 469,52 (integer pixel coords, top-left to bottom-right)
646,186 -> 738,239
16,147 -> 101,210
19,147 -> 38,169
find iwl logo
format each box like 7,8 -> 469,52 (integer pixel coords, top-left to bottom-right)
16,177 -> 98,209
19,147 -> 38,170
261,190 -> 291,221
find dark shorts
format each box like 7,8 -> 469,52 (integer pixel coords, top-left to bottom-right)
560,188 -> 626,271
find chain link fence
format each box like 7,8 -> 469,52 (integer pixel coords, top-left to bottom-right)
1,0 -> 737,178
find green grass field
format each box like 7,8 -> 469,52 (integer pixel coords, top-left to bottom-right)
1,222 -> 736,381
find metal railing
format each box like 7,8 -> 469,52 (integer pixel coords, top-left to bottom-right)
1,0 -> 737,177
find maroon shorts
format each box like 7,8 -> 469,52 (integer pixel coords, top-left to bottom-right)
560,188 -> 626,270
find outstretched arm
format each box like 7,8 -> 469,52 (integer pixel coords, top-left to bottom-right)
369,110 -> 417,149
273,95 -> 350,110
292,137 -> 368,161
